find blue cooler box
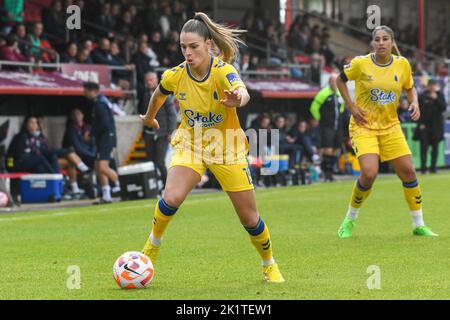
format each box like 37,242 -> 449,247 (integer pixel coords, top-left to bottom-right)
20,174 -> 64,203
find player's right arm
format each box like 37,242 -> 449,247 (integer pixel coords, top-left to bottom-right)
337,57 -> 367,126
140,86 -> 168,129
140,68 -> 178,129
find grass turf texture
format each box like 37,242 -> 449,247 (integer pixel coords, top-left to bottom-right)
1,172 -> 449,300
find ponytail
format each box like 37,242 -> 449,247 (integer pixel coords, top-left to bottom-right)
182,12 -> 246,64
392,41 -> 401,56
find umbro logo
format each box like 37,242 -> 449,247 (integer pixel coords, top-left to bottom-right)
179,92 -> 187,100
367,75 -> 373,81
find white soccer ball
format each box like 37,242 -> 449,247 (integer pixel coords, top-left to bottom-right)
113,251 -> 154,289
0,191 -> 9,208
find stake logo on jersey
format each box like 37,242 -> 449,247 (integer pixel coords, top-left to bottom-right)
184,109 -> 224,128
369,88 -> 397,105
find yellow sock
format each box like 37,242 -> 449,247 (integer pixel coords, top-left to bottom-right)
350,179 -> 372,209
151,198 -> 178,240
402,179 -> 422,211
245,217 -> 274,263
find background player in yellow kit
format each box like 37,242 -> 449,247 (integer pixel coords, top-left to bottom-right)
140,12 -> 284,283
336,25 -> 437,238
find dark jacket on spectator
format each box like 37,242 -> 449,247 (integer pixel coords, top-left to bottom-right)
63,122 -> 96,163
91,48 -> 113,65
418,90 -> 447,142
132,51 -> 153,82
91,95 -> 117,147
6,130 -> 59,173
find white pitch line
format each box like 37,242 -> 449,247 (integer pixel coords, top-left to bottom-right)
0,175 -> 445,223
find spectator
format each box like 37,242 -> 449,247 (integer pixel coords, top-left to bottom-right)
27,22 -> 55,62
132,41 -> 155,83
110,41 -> 134,90
149,30 -> 166,61
83,82 -> 121,203
6,116 -> 60,174
141,0 -> 162,34
97,2 -> 115,31
289,119 -> 317,163
0,34 -> 31,70
91,37 -> 113,65
1,0 -> 24,34
413,62 -> 429,77
159,4 -> 172,40
416,79 -> 447,174
397,96 -> 412,123
42,0 -> 66,43
306,118 -> 321,150
76,48 -> 93,64
115,10 -> 139,37
140,72 -> 178,188
274,115 -> 301,170
62,107 -> 96,195
79,38 -> 93,53
61,41 -> 78,63
137,33 -> 160,68
11,23 -> 28,56
165,40 -> 184,66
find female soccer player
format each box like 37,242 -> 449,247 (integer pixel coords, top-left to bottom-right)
140,12 -> 284,283
336,25 -> 437,238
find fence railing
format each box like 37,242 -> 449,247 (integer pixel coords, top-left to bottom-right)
0,60 -> 137,112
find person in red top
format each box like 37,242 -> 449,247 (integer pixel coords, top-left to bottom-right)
0,34 -> 32,70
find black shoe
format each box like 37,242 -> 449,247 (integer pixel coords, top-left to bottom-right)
93,198 -> 112,205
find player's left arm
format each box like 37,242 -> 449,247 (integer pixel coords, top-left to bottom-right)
405,86 -> 420,121
403,59 -> 420,121
218,63 -> 250,108
220,86 -> 250,108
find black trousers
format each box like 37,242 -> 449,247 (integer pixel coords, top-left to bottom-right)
419,129 -> 439,173
15,150 -> 60,174
143,132 -> 169,186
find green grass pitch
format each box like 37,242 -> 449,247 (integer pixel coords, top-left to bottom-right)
1,172 -> 449,300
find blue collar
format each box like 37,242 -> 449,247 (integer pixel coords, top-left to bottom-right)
186,56 -> 214,82
370,53 -> 393,67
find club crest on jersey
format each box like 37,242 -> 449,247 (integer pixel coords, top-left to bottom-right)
179,92 -> 187,100
369,88 -> 397,105
184,109 -> 223,128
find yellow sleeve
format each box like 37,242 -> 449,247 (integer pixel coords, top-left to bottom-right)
159,67 -> 179,95
217,63 -> 246,91
343,56 -> 362,81
402,59 -> 414,90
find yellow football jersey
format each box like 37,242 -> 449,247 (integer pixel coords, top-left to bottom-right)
159,55 -> 248,164
343,53 -> 414,132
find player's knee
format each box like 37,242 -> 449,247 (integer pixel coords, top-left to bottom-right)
401,166 -> 417,182
241,212 -> 260,229
361,169 -> 377,184
162,192 -> 183,208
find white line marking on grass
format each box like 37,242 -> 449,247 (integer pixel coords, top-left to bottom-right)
0,174 -> 445,223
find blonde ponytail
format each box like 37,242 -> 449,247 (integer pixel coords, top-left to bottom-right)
392,41 -> 401,56
182,12 -> 246,64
